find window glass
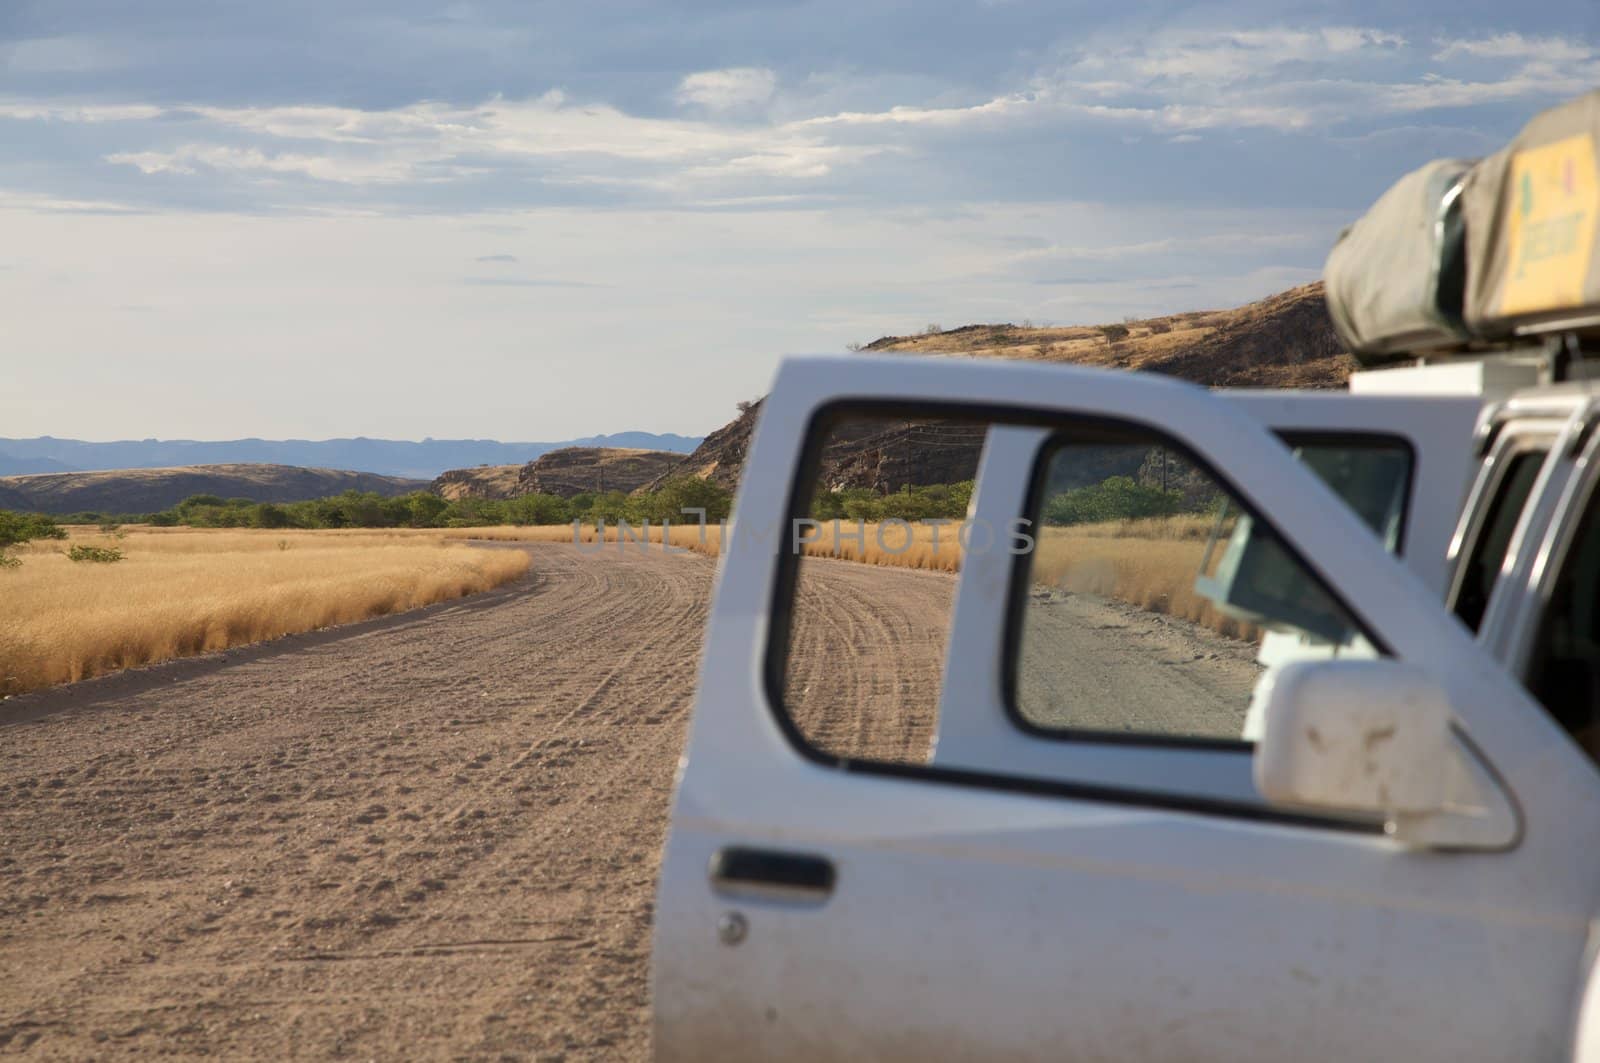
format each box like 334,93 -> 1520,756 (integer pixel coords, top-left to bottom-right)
781,413 -> 977,766
1454,449 -> 1547,632
1528,477 -> 1600,761
1015,430 -> 1372,741
1291,440 -> 1412,551
776,410 -> 1387,767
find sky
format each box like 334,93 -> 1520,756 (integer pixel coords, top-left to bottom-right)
3,2 -> 1599,442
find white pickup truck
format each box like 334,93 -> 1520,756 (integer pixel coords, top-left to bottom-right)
652,92 -> 1600,1060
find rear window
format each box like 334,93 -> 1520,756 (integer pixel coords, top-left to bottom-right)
1454,449 -> 1547,632
1528,475 -> 1600,748
1289,439 -> 1412,552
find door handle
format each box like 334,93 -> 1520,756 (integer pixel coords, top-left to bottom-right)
709,846 -> 836,903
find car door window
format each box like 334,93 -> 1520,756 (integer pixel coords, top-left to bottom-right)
780,412 -> 975,766
1527,475 -> 1600,760
1013,429 -> 1372,741
1289,438 -> 1412,552
1453,448 -> 1548,632
776,408 -> 1379,766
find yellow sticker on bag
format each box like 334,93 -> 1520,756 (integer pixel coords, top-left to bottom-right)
1500,133 -> 1600,317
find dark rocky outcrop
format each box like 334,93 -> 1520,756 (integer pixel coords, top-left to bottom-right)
517,448 -> 682,498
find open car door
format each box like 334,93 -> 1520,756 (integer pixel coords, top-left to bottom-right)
653,355 -> 1600,1063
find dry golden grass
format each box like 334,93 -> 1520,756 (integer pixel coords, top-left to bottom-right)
442,517 -> 1248,637
1029,525 -> 1256,640
1,527 -> 530,697
436,522 -> 727,557
436,520 -> 958,571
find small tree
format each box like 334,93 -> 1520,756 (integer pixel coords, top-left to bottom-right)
0,510 -> 66,568
250,503 -> 293,529
504,492 -> 572,526
1043,477 -> 1184,525
405,492 -> 449,528
642,477 -> 732,523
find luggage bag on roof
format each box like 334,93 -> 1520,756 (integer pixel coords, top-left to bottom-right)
1323,157 -> 1475,363
1463,90 -> 1600,338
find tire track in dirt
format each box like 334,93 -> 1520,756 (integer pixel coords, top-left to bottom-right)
784,557 -> 955,764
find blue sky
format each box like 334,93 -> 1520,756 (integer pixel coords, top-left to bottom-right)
3,2 -> 1598,441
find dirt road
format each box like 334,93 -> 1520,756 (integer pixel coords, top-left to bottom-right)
1,544 -> 1254,1059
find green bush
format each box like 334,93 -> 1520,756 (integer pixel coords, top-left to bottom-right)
0,510 -> 66,568
404,492 -> 449,527
0,510 -> 66,549
1042,476 -> 1185,525
68,544 -> 124,563
633,477 -> 732,524
250,503 -> 293,529
503,492 -> 572,526
139,476 -> 740,532
809,481 -> 973,523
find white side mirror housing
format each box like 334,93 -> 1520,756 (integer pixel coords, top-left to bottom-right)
1255,660 -> 1518,849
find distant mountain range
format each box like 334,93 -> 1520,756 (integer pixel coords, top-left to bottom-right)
1,465 -> 430,515
0,433 -> 702,480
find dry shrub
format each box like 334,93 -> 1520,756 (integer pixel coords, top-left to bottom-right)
1,528 -> 530,697
1029,525 -> 1257,641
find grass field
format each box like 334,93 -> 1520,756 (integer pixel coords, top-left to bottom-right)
438,515 -> 1251,637
2,514 -> 1247,699
1,527 -> 530,697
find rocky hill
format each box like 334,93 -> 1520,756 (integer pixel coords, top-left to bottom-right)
0,482 -> 32,511
517,448 -> 682,498
0,464 -> 429,515
430,448 -> 685,501
431,465 -> 526,501
652,283 -> 1354,493
863,283 -> 1351,387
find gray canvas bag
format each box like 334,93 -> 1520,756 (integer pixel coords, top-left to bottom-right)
1324,157 -> 1475,362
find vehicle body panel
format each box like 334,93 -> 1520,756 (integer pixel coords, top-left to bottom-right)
653,355 -> 1600,1062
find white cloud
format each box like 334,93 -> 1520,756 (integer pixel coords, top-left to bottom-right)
88,92 -> 857,192
1023,25 -> 1599,133
797,93 -> 1033,129
675,67 -> 777,111
1434,33 -> 1594,63
8,22 -> 1599,211
105,144 -> 434,184
0,99 -> 163,123
1109,27 -> 1406,85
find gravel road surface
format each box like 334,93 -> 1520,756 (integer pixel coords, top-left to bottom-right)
1,543 -> 1255,1059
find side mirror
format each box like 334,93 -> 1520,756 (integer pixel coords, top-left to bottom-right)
1254,660 -> 1518,849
